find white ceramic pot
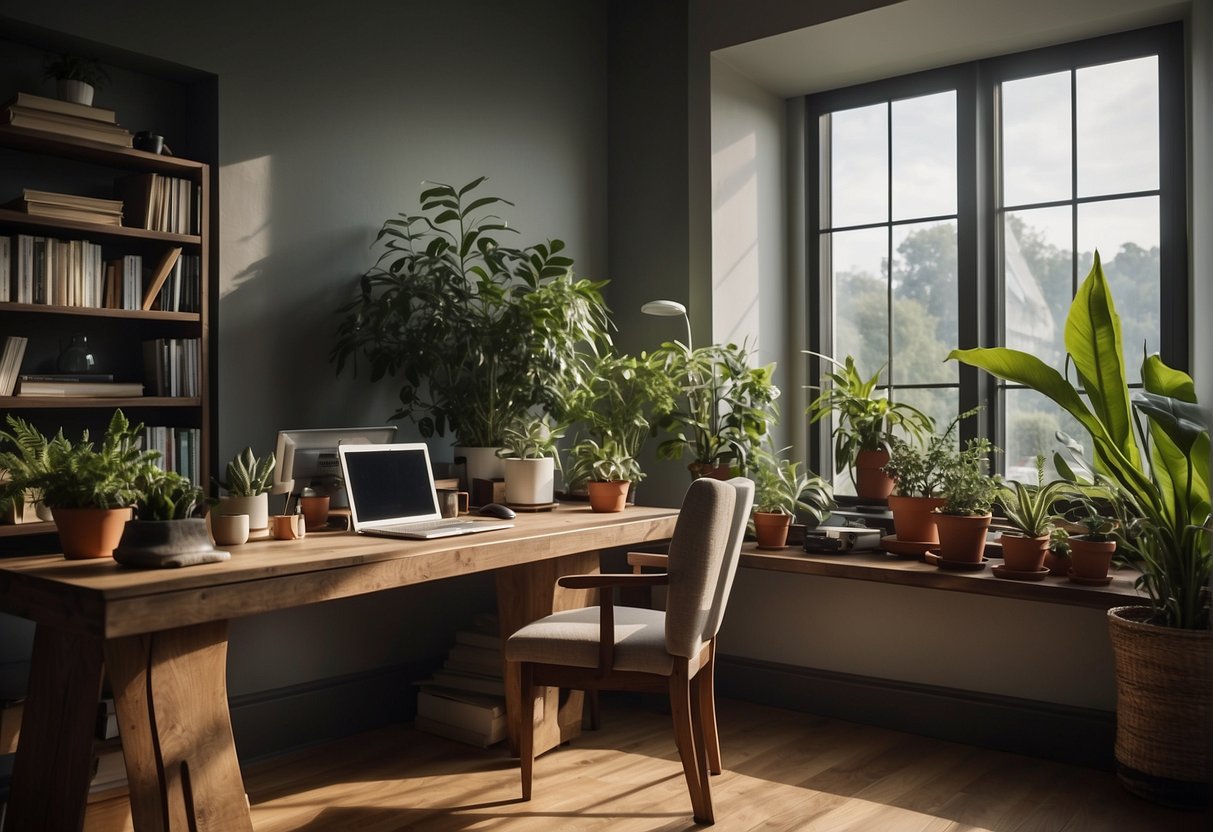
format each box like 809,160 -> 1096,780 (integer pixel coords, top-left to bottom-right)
208,512 -> 250,546
217,493 -> 268,531
57,79 -> 95,106
454,446 -> 506,487
503,457 -> 555,506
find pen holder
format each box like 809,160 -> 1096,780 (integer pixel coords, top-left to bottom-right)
270,514 -> 306,540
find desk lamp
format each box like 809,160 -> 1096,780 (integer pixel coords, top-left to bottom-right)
640,299 -> 692,351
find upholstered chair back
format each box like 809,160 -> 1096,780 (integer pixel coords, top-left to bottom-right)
663,478 -> 738,659
701,477 -> 754,641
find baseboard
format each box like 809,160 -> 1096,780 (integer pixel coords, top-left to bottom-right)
715,654 -> 1116,770
229,659 -> 439,763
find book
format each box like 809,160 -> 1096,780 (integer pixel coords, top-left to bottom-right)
9,201 -> 123,227
16,380 -> 143,397
18,373 -> 115,383
421,669 -> 506,698
21,188 -> 124,213
0,235 -> 9,303
0,336 -> 29,396
142,247 -> 182,310
415,688 -> 506,746
2,110 -> 132,147
414,714 -> 506,749
455,629 -> 502,651
443,642 -> 503,677
7,92 -> 117,124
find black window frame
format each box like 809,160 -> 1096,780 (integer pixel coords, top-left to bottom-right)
805,22 -> 1187,477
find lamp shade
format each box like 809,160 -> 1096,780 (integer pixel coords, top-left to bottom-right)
640,300 -> 688,317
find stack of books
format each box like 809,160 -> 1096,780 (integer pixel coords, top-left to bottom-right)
0,336 -> 29,396
415,617 -> 507,747
1,92 -> 132,148
9,188 -> 124,227
116,173 -> 199,235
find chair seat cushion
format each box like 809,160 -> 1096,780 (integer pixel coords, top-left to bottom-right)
505,606 -> 674,676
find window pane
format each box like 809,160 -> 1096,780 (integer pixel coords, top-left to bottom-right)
1077,197 -> 1160,383
1077,57 -> 1159,198
891,220 -> 956,384
1001,72 -> 1071,207
896,386 -> 958,441
892,91 -> 957,220
1004,208 -> 1072,371
1003,388 -> 1087,482
828,228 -> 888,373
829,104 -> 888,227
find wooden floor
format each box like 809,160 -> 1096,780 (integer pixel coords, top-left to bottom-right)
86,694 -> 1211,832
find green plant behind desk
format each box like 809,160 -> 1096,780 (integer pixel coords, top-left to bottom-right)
331,177 -> 611,447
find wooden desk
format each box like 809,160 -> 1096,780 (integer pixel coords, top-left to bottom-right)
0,504 -> 679,832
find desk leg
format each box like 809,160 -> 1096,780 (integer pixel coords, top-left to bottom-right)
496,550 -> 598,757
5,625 -> 104,832
106,621 -> 252,832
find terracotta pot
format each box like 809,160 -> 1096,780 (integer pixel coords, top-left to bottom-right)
887,495 -> 946,543
853,448 -> 894,500
688,462 -> 732,481
933,512 -> 991,563
752,512 -> 792,548
1108,606 -> 1211,808
587,481 -> 629,513
52,506 -> 133,560
999,533 -> 1049,572
1069,536 -> 1116,579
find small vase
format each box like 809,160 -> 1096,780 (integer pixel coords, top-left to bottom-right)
753,512 -> 792,548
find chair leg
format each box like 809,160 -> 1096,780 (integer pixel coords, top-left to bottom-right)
586,689 -> 601,730
520,663 -> 535,800
699,645 -> 722,775
669,662 -> 709,823
689,666 -> 714,824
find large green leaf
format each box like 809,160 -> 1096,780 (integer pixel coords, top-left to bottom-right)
1064,253 -> 1139,468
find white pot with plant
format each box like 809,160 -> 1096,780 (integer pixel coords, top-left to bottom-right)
213,447 -> 275,531
43,53 -> 109,106
498,416 -> 562,507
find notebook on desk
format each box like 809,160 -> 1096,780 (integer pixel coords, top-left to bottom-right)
338,443 -> 514,539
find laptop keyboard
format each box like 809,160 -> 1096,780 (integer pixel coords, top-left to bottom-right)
381,518 -> 476,535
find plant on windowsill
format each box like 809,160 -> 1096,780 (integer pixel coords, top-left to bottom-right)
994,455 -> 1072,573
212,447 -> 275,532
652,341 -> 780,479
1058,489 -> 1120,582
748,443 -> 833,549
565,439 -> 641,513
882,409 -> 976,545
933,436 -> 999,565
497,415 -> 563,507
0,410 -> 153,559
949,252 -> 1211,805
804,352 -> 933,500
331,177 -> 611,484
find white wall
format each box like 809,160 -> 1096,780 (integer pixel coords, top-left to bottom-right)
2,0 -> 609,693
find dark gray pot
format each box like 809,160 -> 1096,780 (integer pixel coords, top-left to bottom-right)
114,518 -> 230,568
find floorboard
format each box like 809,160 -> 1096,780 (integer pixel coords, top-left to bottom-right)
84,694 -> 1211,831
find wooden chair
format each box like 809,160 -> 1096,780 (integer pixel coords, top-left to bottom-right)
505,477 -> 755,825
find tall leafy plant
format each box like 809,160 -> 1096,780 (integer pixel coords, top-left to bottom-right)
331,178 -> 611,447
949,253 -> 1211,629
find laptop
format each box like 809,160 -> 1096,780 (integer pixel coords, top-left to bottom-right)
338,443 -> 514,539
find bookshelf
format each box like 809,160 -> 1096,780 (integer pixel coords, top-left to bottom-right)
0,34 -> 217,545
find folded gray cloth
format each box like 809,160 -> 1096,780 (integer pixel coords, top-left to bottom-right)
112,518 -> 230,568
114,547 -> 230,568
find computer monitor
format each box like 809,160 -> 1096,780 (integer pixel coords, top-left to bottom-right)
272,426 -> 398,506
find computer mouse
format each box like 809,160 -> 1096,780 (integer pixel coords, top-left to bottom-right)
478,502 -> 516,520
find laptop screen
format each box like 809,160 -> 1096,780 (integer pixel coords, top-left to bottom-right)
339,444 -> 440,526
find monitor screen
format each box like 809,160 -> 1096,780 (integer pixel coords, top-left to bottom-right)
272,426 -> 397,506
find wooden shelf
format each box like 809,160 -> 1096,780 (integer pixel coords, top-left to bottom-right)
0,208 -> 201,245
0,302 -> 199,322
0,522 -> 54,539
0,125 -> 206,177
0,397 -> 201,409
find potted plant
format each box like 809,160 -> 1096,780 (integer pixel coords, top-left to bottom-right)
882,410 -> 975,545
653,341 -> 779,479
0,410 -> 152,559
749,444 -> 833,549
1045,526 -> 1071,576
43,53 -> 109,106
805,353 -> 933,499
994,456 -> 1071,574
565,439 -> 640,513
113,467 -> 223,567
0,414 -> 70,523
1060,490 -> 1119,582
497,415 -> 563,507
213,447 -> 275,531
565,350 -> 679,494
933,437 -> 999,565
331,178 -> 611,483
950,252 -> 1211,806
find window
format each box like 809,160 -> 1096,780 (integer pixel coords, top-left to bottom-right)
807,24 -> 1186,488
